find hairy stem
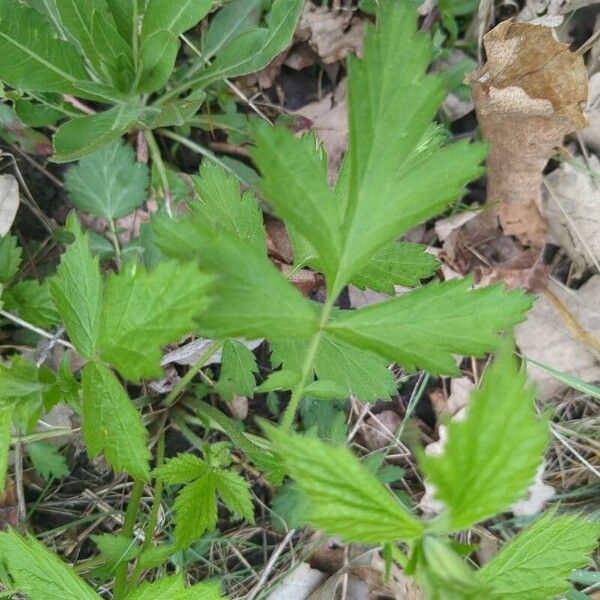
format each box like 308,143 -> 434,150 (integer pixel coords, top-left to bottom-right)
280,296 -> 336,432
113,479 -> 145,599
145,130 -> 172,216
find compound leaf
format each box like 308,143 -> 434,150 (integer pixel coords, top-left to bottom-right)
28,441 -> 70,481
82,362 -> 150,481
65,139 -> 149,219
50,215 -> 102,359
266,424 -> 423,543
214,469 -> 254,523
99,260 -> 213,383
478,512 -> 600,600
422,344 -> 548,530
326,278 -> 532,375
153,454 -> 210,485
0,530 -> 100,600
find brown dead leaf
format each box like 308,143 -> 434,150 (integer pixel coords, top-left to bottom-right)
516,276 -> 600,400
543,156 -> 600,276
296,82 -> 348,183
0,479 -> 18,530
297,4 -> 364,64
360,410 -> 400,451
470,19 -> 588,247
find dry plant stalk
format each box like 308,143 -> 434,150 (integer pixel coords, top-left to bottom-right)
470,20 -> 587,247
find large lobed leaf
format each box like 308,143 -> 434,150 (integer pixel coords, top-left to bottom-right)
326,278 -> 532,375
479,511 -> 600,599
251,1 -> 486,296
421,343 -> 548,530
266,424 -> 423,544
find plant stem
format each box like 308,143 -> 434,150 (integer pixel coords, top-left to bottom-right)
125,432 -> 166,593
108,218 -> 122,266
280,297 -> 336,432
163,340 -> 224,407
145,130 -> 172,216
113,479 -> 145,600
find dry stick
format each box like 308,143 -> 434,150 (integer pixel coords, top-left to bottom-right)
0,310 -> 74,350
542,288 -> 600,356
245,529 -> 296,600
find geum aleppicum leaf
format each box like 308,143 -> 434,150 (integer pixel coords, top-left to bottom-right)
271,334 -> 395,402
421,343 -> 548,531
50,214 -> 102,360
98,259 -> 213,382
0,234 -> 22,284
326,278 -> 533,375
251,1 -> 487,297
265,423 -> 423,544
154,454 -> 254,549
82,362 -> 151,481
477,511 -> 600,600
65,139 -> 150,219
150,166 -> 318,341
0,530 -> 101,600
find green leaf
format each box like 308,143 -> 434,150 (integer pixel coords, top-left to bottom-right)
217,339 -> 258,400
98,260 -> 213,382
327,278 -> 532,375
255,370 -> 300,393
0,234 -> 21,284
142,0 -> 213,39
214,469 -> 254,523
153,453 -> 210,485
65,139 -> 149,219
422,343 -> 548,530
265,424 -> 423,543
28,442 -> 69,481
15,98 -> 65,127
53,105 -> 147,162
126,575 -> 224,600
0,530 -> 101,600
192,162 -> 266,254
92,533 -> 138,565
158,455 -> 254,548
54,0 -> 133,85
151,210 -> 318,340
0,0 -> 89,94
173,471 -> 218,548
525,357 -> 600,400
194,0 -> 303,86
251,2 -> 485,295
3,280 -> 60,328
272,335 -> 395,402
50,215 -> 102,359
479,512 -> 600,600
202,0 -> 262,60
105,0 -> 137,42
0,358 -> 46,399
351,243 -> 440,293
303,380 -> 348,399
251,128 -> 340,280
82,362 -> 150,481
137,30 -> 179,93
0,403 -> 13,493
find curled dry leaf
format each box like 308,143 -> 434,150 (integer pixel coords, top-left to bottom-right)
297,3 -> 364,64
0,174 -> 19,237
470,19 -> 587,247
543,156 -> 600,276
266,562 -> 327,600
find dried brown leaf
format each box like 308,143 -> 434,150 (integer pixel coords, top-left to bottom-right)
470,19 -> 587,246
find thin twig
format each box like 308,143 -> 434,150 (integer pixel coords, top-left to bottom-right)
0,310 -> 74,350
